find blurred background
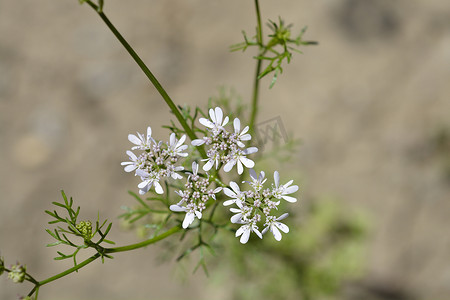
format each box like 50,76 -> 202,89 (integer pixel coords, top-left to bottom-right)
1,0 -> 450,299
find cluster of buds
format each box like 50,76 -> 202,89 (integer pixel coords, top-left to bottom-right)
121,127 -> 187,195
8,263 -> 26,283
192,107 -> 258,174
76,220 -> 93,241
224,170 -> 298,244
169,162 -> 222,228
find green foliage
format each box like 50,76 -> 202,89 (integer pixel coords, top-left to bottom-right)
45,191 -> 115,266
231,17 -> 317,88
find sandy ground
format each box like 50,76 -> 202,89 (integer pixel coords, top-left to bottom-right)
1,0 -> 450,299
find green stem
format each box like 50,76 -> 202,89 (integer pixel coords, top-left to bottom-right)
105,225 -> 181,253
38,253 -> 101,286
37,225 -> 180,288
249,0 -> 264,133
84,0 -> 206,159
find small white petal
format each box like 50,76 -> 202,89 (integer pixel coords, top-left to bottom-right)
223,161 -> 235,173
277,213 -> 289,221
170,205 -> 186,212
170,133 -> 176,146
223,187 -> 236,198
154,182 -> 164,194
262,227 -> 269,235
284,185 -> 299,194
177,135 -> 186,148
138,181 -> 149,189
146,126 -> 152,139
135,169 -> 149,178
214,107 -> 223,124
231,214 -> 242,224
237,161 -> 244,175
126,150 -> 137,160
124,165 -> 137,172
209,108 -> 217,123
128,134 -> 141,145
254,227 -> 263,239
199,118 -> 214,128
191,139 -> 205,146
281,195 -> 297,203
249,169 -> 257,180
276,222 -> 289,233
244,147 -> 258,155
235,225 -> 246,237
223,199 -> 236,206
213,187 -> 223,193
203,159 -> 214,171
272,226 -> 282,241
240,230 -> 250,244
240,157 -> 255,168
274,171 -> 280,187
182,212 -> 195,229
229,182 -> 240,194
234,118 -> 241,133
195,211 -> 202,219
222,116 -> 229,126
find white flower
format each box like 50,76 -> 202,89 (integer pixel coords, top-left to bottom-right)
167,133 -> 188,157
136,169 -> 164,195
223,147 -> 258,174
229,201 -> 253,223
246,169 -> 267,191
272,171 -> 298,202
262,213 -> 289,241
202,150 -> 221,171
223,181 -> 246,206
128,126 -> 153,150
233,118 -> 251,148
170,204 -> 202,229
235,221 -> 262,244
121,150 -> 140,172
199,107 -> 229,135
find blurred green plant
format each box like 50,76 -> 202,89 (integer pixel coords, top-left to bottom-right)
220,199 -> 368,300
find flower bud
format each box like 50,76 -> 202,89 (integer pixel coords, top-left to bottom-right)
8,263 -> 26,283
76,220 -> 93,241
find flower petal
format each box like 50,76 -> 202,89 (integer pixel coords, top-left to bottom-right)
276,222 -> 289,233
274,171 -> 280,187
128,134 -> 141,145
223,161 -> 235,173
169,205 -> 186,212
182,212 -> 195,229
281,195 -> 297,203
203,159 -> 214,171
240,229 -> 250,244
272,226 -> 282,241
240,157 -> 254,168
191,139 -> 205,146
234,118 -> 241,133
154,182 -> 164,194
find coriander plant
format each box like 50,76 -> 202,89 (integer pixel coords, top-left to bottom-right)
0,1 -> 319,299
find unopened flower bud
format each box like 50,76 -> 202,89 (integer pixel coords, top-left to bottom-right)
76,220 -> 93,240
8,263 -> 26,283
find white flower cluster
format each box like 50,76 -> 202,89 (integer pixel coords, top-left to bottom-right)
224,169 -> 298,244
169,162 -> 222,228
192,107 -> 258,174
121,127 -> 187,195
122,107 -> 299,244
